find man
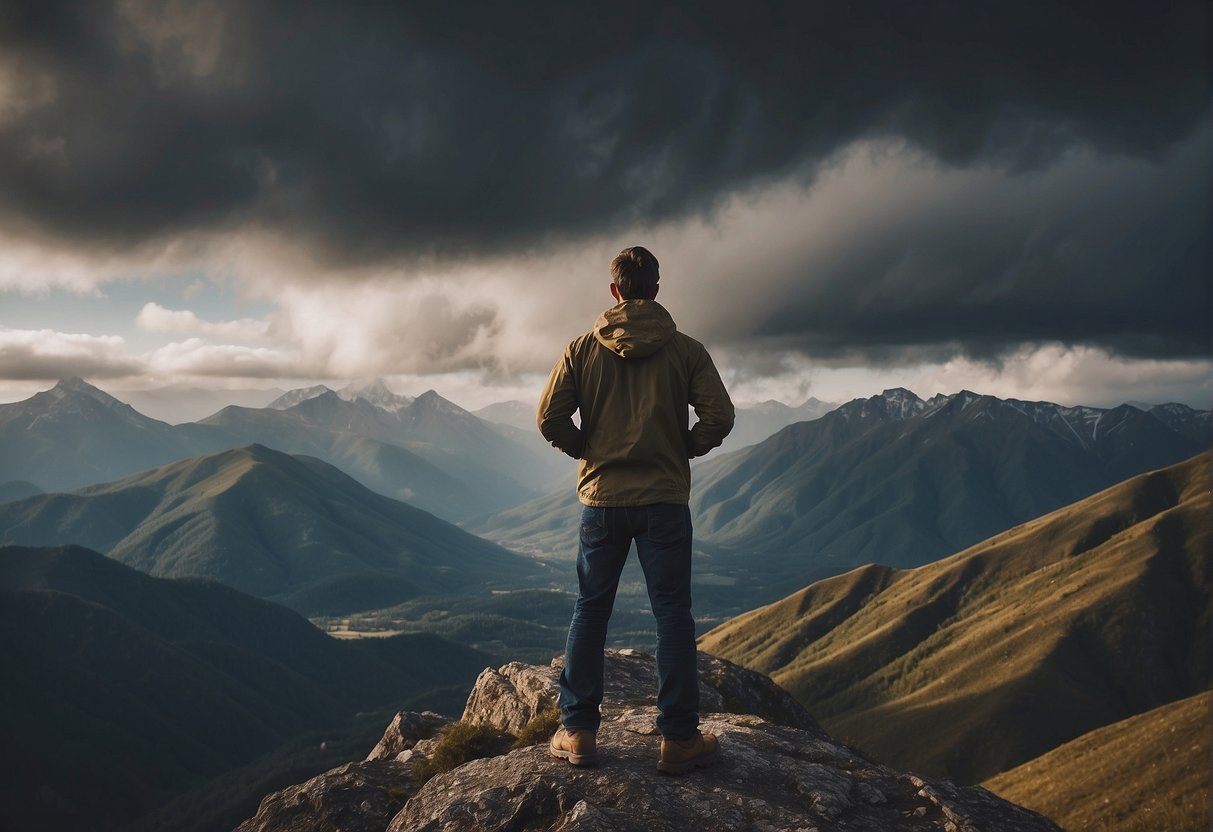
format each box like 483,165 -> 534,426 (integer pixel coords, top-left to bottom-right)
537,245 -> 734,775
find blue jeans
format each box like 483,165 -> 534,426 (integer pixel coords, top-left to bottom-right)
558,503 -> 699,740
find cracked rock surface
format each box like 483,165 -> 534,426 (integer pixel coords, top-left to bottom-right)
238,650 -> 1060,832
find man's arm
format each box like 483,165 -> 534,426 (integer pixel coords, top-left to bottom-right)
687,345 -> 734,457
537,347 -> 585,459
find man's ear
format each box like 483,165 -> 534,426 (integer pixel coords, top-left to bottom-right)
610,283 -> 621,302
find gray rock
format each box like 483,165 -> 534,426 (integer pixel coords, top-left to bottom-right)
234,760 -> 414,832
237,710 -> 449,831
366,711 -> 451,762
461,649 -> 822,737
461,660 -> 560,734
387,708 -> 1059,832
237,651 -> 1060,832
390,650 -> 1056,831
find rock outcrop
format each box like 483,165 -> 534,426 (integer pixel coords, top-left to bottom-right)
365,711 -> 452,763
237,650 -> 1060,832
461,649 -> 821,736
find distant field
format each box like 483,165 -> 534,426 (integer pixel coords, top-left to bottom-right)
310,584 -> 679,664
324,626 -> 407,639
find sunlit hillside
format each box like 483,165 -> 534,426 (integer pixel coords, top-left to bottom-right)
700,453 -> 1211,783
984,691 -> 1210,832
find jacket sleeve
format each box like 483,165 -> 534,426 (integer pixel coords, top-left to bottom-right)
686,345 -> 735,457
536,346 -> 586,459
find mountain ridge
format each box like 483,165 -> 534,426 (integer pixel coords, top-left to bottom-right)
0,544 -> 497,832
689,387 -> 1206,577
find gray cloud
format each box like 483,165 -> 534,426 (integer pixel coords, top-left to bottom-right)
663,129 -> 1211,362
0,0 -> 1207,261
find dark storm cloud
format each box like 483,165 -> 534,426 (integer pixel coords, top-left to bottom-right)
0,0 -> 1207,259
702,128 -> 1211,362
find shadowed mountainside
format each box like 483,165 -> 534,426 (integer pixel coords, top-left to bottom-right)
0,545 -> 496,832
692,389 -> 1207,569
0,444 -> 549,615
699,453 -> 1211,783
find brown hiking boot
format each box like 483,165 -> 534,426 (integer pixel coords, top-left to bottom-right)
657,731 -> 720,775
549,727 -> 597,766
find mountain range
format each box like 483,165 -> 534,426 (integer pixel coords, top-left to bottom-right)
0,444 -> 550,615
472,388 -> 1209,612
0,378 -> 569,523
692,388 -> 1207,559
699,452 -> 1210,785
0,377 -> 229,493
0,544 -> 496,831
199,390 -> 552,521
267,378 -> 415,412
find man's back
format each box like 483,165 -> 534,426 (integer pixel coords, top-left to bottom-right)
537,298 -> 733,507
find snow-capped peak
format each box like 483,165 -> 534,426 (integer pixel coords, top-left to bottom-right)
338,378 -> 414,412
878,388 -> 926,419
267,384 -> 333,410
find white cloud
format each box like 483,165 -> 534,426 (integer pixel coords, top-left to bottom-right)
136,302 -> 270,341
910,344 -> 1213,408
146,338 -> 301,379
0,327 -> 141,379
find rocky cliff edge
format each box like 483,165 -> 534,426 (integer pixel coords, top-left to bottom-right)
236,649 -> 1059,832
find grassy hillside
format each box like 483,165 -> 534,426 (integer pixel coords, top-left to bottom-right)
700,454 -> 1211,783
0,445 -> 550,615
0,545 -> 495,831
982,691 -> 1210,832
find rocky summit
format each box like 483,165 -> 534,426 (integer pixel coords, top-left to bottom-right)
237,650 -> 1059,832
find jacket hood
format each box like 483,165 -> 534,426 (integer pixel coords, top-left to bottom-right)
593,300 -> 677,358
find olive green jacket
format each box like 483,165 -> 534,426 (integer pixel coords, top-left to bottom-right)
537,299 -> 734,506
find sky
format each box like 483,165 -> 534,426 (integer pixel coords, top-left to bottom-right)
0,1 -> 1209,412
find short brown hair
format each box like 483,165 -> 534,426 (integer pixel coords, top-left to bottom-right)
610,246 -> 660,299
